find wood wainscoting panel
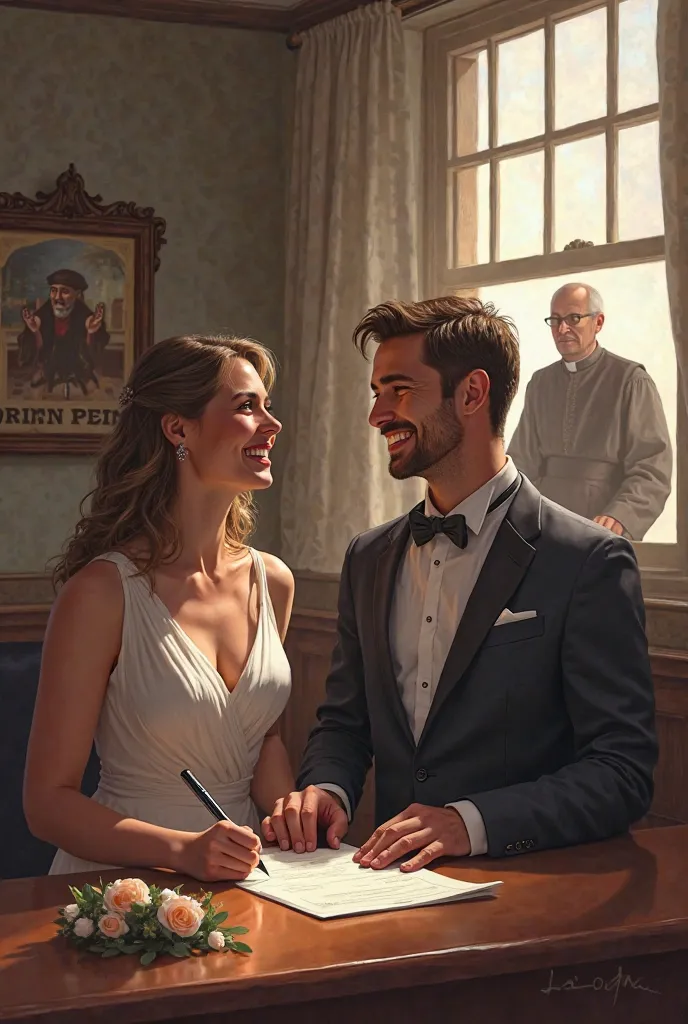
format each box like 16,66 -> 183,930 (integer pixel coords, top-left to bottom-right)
282,610 -> 375,847
0,605 -> 51,643
282,611 -> 338,776
648,650 -> 688,825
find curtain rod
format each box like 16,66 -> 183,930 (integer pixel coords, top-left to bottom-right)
286,0 -> 443,48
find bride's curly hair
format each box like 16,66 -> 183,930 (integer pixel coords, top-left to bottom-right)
52,334 -> 276,589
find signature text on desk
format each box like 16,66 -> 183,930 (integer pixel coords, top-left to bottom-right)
541,965 -> 661,1005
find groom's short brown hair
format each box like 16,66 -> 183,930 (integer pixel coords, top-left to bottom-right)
353,295 -> 520,437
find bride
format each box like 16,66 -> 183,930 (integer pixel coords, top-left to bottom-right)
24,334 -> 294,882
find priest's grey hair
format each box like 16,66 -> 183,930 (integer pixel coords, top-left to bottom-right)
552,282 -> 604,314
583,284 -> 604,314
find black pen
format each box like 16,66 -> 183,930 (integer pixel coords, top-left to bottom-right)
180,769 -> 269,876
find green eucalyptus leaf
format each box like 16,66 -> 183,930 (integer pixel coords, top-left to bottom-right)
140,950 -> 157,966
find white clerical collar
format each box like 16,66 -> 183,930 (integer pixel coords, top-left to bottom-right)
425,456 -> 519,537
562,344 -> 604,374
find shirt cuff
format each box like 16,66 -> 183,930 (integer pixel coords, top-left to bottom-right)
446,800 -> 488,856
313,783 -> 352,822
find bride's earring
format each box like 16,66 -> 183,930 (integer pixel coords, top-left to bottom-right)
176,442 -> 188,462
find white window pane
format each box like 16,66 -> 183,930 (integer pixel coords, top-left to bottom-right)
618,121 -> 663,240
555,8 -> 607,129
499,151 -> 544,260
554,134 -> 606,250
451,49 -> 489,157
618,0 -> 659,112
497,30 -> 545,145
448,164 -> 490,267
481,262 -> 676,544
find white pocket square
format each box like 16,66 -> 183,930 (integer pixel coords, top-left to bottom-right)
494,608 -> 538,626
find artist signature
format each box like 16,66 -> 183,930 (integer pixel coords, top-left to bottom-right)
541,965 -> 661,1005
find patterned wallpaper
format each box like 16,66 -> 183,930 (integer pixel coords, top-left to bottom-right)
0,7 -> 292,578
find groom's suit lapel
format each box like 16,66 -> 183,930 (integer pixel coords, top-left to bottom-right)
418,475 -> 542,746
372,515 -> 416,749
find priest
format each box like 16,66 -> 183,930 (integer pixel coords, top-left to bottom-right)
508,282 -> 672,540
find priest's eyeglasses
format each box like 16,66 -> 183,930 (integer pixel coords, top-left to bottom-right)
545,313 -> 597,328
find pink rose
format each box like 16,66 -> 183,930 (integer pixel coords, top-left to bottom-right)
98,913 -> 130,939
103,878 -> 151,915
157,894 -> 204,938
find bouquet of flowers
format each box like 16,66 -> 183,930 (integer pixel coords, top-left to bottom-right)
55,877 -> 252,966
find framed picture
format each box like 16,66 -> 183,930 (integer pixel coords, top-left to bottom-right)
0,165 -> 166,453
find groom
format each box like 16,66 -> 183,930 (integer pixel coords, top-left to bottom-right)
264,296 -> 657,870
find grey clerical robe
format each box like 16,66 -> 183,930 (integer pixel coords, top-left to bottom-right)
507,345 -> 672,541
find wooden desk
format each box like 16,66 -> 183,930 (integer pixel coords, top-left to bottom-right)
1,826 -> 687,1024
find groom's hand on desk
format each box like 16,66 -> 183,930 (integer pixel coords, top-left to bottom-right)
262,786 -> 348,853
353,804 -> 470,872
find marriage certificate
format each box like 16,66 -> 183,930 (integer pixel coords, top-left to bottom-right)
237,843 -> 501,919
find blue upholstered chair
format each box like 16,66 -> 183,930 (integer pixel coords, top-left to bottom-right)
0,642 -> 100,878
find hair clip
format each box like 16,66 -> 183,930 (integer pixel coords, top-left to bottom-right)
119,385 -> 134,407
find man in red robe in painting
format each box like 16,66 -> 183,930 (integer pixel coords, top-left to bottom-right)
18,268 -> 109,397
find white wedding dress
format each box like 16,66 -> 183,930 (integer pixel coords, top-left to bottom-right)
50,548 -> 292,875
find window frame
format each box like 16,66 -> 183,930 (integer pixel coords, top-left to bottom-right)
422,0 -> 687,598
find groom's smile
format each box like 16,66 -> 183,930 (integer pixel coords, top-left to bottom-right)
384,427 -> 415,454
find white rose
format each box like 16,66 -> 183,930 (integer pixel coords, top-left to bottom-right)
157,894 -> 205,938
74,916 -> 95,938
208,930 -> 225,951
62,904 -> 79,921
159,888 -> 176,903
98,913 -> 130,939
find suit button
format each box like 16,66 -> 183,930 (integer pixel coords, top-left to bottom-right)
415,768 -> 428,782
505,844 -> 514,853
525,839 -> 534,849
515,841 -> 522,851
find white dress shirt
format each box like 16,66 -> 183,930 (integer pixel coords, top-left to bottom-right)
318,457 -> 520,856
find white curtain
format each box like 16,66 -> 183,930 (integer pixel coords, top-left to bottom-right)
658,0 -> 688,412
280,1 -> 423,574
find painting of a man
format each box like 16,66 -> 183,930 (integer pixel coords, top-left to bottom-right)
17,268 -> 110,398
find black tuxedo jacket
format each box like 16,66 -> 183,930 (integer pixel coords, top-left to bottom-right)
297,476 -> 658,857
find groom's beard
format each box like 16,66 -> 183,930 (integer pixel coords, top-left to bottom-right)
388,400 -> 464,480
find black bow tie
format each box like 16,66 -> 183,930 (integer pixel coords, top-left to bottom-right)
408,507 -> 468,549
407,475 -> 522,550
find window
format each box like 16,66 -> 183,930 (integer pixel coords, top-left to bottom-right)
424,0 -> 683,587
